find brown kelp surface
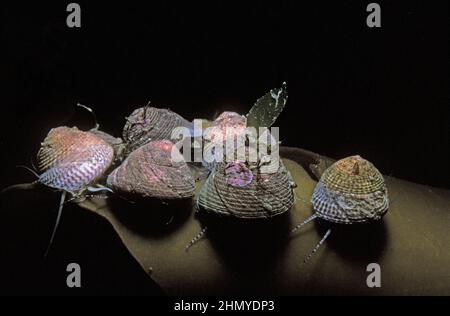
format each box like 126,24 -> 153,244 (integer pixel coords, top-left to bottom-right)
3,147 -> 446,295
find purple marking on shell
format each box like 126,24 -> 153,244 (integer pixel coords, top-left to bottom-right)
198,160 -> 294,218
224,161 -> 253,187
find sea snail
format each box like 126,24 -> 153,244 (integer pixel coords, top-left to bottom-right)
186,157 -> 295,251
106,139 -> 195,200
35,126 -> 115,256
291,155 -> 389,263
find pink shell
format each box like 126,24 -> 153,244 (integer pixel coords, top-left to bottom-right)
37,127 -> 114,192
107,140 -> 195,199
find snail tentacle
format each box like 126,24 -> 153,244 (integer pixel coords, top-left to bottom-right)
87,185 -> 113,194
185,226 -> 208,252
303,228 -> 331,264
291,214 -> 318,235
44,190 -> 67,258
16,165 -> 40,179
77,103 -> 99,131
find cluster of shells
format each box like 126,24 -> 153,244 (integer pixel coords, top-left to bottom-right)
35,103 -> 390,221
34,85 -> 389,261
36,103 -> 297,220
36,107 -> 192,202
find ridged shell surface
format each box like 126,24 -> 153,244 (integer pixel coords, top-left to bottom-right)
37,126 -> 114,192
311,155 -> 389,224
122,106 -> 193,155
107,140 -> 195,199
88,129 -> 125,162
197,160 -> 294,218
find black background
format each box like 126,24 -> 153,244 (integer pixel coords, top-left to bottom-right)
0,1 -> 448,295
1,1 -> 448,189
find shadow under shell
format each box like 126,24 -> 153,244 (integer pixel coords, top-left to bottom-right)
194,211 -> 292,278
313,218 -> 388,263
106,195 -> 193,238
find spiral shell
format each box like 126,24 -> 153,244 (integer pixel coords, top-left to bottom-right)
311,155 -> 389,224
107,140 -> 195,199
122,106 -> 193,155
37,126 -> 114,192
197,160 -> 294,218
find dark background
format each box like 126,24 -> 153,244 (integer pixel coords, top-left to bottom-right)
1,1 -> 449,189
0,1 -> 448,295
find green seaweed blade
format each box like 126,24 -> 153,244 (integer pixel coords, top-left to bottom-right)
246,82 -> 288,130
